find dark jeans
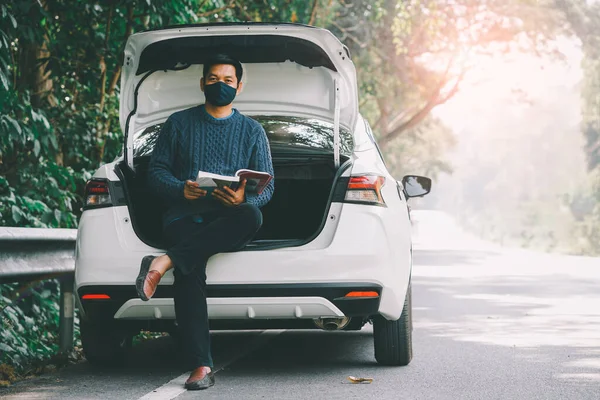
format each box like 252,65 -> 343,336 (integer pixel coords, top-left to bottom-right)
163,203 -> 263,369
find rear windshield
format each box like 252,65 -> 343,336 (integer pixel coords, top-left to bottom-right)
132,115 -> 353,157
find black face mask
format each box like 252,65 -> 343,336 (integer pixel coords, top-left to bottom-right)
204,81 -> 237,107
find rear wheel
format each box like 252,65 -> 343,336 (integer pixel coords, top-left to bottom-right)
373,283 -> 413,366
80,318 -> 132,367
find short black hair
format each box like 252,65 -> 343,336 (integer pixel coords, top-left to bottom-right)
203,54 -> 243,83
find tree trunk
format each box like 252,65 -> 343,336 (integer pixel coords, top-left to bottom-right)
18,31 -> 62,165
96,4 -> 134,164
308,0 -> 318,25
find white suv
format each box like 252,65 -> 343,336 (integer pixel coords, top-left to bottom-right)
74,23 -> 431,367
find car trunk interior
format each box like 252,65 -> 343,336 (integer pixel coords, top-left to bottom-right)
116,149 -> 350,250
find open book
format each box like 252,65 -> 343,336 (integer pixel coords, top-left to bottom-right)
196,169 -> 273,195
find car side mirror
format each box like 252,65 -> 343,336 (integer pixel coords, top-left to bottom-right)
401,175 -> 432,198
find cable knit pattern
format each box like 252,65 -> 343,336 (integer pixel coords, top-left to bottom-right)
148,105 -> 274,227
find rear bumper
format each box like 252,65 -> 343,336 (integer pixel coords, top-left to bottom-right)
76,200 -> 412,321
78,283 -> 382,323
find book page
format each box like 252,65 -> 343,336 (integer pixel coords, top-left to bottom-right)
196,170 -> 239,190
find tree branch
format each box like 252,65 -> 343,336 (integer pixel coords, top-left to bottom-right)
97,4 -> 133,164
378,53 -> 468,149
99,5 -> 114,112
371,114 -> 383,131
107,69 -> 121,97
107,4 -> 134,97
198,0 -> 210,10
438,67 -> 467,104
385,54 -> 454,133
197,1 -> 235,18
233,0 -> 253,21
359,96 -> 369,109
308,0 -> 319,25
330,20 -> 367,48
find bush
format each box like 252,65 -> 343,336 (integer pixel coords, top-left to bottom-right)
0,279 -> 81,378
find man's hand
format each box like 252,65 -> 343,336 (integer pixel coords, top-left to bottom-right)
184,180 -> 207,200
212,179 -> 246,207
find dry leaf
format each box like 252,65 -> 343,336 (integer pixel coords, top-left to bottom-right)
347,375 -> 374,384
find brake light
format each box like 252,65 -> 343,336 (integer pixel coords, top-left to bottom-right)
344,176 -> 386,206
82,294 -> 111,300
84,179 -> 112,209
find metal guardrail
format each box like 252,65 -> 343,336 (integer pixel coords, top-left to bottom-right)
0,227 -> 77,352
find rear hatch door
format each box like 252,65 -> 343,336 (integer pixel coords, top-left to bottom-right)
120,23 -> 359,170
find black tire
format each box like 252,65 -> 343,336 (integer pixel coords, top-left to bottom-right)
373,283 -> 413,366
80,318 -> 132,367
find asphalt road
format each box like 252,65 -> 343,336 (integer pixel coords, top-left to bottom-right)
2,212 -> 600,399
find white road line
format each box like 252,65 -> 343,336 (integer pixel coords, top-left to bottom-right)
137,329 -> 286,400
138,373 -> 188,400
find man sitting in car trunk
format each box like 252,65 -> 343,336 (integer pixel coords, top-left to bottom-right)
135,54 -> 274,391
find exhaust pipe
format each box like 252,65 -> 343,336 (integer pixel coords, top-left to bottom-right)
313,317 -> 350,331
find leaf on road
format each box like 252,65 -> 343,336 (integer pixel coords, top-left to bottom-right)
347,376 -> 374,384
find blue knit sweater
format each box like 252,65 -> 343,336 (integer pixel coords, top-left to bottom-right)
148,105 -> 274,227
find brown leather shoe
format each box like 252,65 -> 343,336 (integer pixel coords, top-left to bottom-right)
135,255 -> 161,301
184,367 -> 215,390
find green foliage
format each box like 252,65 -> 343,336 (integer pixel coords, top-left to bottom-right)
0,0 -> 326,229
565,169 -> 600,256
544,0 -> 600,255
0,280 -> 80,374
0,92 -> 80,227
1,0 -> 570,229
0,89 -> 83,227
559,0 -> 600,170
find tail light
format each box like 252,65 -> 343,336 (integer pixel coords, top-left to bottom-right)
344,175 -> 386,206
84,179 -> 112,209
81,294 -> 111,300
